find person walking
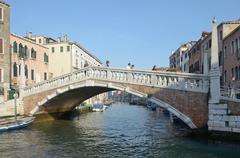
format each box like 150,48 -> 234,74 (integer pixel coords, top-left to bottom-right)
106,60 -> 110,67
152,65 -> 157,71
131,64 -> 134,69
126,63 -> 131,69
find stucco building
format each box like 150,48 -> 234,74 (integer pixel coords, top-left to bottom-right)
0,0 -> 10,101
188,32 -> 209,74
10,34 -> 50,89
169,41 -> 195,72
222,26 -> 240,88
26,33 -> 102,78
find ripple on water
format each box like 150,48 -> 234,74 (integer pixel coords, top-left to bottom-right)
1,103 -> 240,158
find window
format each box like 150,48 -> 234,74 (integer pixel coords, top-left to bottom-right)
232,41 -> 234,54
236,38 -> 239,53
75,59 -> 78,67
0,7 -> 3,21
224,46 -> 227,58
13,41 -> 17,53
31,48 -> 37,59
239,37 -> 240,49
25,65 -> 28,79
239,66 -> 240,80
194,61 -> 200,72
0,38 -> 3,54
44,72 -> 47,80
224,70 -> 227,83
31,69 -> 34,80
51,47 -> 55,53
60,46 -> 63,52
38,39 -> 42,44
235,66 -> 238,80
220,31 -> 223,40
67,46 -> 70,52
44,53 -> 49,63
0,68 -> 3,82
232,68 -> 234,80
209,39 -> 212,49
24,46 -> 28,59
19,43 -> 24,58
19,64 -> 21,76
13,63 -> 18,77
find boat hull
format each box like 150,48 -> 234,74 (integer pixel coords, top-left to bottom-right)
0,117 -> 35,132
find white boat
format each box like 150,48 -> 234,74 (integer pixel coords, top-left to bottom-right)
92,104 -> 107,112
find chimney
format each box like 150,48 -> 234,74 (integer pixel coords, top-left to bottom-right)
27,32 -> 33,39
57,37 -> 61,42
63,35 -> 68,42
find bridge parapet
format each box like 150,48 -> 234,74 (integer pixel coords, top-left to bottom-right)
23,67 -> 209,97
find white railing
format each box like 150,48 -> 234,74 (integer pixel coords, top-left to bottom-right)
22,67 -> 210,97
221,86 -> 240,100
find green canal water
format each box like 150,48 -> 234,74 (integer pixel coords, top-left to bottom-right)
1,103 -> 240,158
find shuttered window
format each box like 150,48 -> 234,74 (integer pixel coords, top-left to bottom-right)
0,8 -> 3,21
0,38 -> 3,54
0,68 -> 2,82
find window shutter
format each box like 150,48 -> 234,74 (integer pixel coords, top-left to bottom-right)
0,8 -> 2,20
0,38 -> 3,54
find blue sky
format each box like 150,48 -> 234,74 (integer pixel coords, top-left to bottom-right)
7,0 -> 240,69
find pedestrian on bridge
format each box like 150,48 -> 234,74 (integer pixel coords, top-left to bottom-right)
126,63 -> 131,69
106,60 -> 110,67
131,64 -> 134,69
152,65 -> 157,71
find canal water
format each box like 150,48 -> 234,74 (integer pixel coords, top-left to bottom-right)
1,103 -> 240,158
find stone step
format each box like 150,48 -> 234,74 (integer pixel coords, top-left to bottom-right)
209,103 -> 227,110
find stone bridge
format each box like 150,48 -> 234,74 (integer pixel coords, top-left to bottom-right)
20,67 -> 209,129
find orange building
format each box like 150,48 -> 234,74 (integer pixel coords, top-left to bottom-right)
10,34 -> 49,89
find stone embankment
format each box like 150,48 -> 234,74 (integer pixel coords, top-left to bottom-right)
208,98 -> 240,133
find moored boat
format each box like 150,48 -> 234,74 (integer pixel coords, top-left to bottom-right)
0,116 -> 35,132
92,104 -> 107,112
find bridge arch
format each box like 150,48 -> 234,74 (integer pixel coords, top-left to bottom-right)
29,80 -> 197,129
22,67 -> 208,129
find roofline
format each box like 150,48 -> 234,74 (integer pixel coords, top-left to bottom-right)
0,1 -> 10,7
217,20 -> 240,28
11,33 -> 49,49
223,25 -> 240,41
71,42 -> 103,64
35,35 -> 57,42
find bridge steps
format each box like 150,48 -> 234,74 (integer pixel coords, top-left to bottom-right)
208,103 -> 240,133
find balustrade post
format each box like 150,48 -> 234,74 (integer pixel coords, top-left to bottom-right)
107,70 -> 112,80
150,74 -> 157,86
127,72 -> 133,82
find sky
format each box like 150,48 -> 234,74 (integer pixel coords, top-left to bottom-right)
7,0 -> 240,69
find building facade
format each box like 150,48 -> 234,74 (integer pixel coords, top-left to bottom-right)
0,1 -> 10,101
222,26 -> 240,88
199,21 -> 240,83
188,33 -> 209,74
27,33 -> 102,78
10,34 -> 49,89
169,42 -> 195,72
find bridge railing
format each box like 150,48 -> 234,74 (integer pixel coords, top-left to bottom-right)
23,67 -> 209,96
220,86 -> 240,100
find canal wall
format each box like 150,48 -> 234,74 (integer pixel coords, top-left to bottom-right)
0,99 -> 24,117
208,98 -> 240,133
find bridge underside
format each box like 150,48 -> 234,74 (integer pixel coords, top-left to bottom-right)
23,80 -> 208,129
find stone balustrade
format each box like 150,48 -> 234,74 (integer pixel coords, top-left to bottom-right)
22,67 -> 209,97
